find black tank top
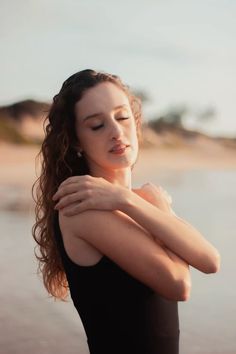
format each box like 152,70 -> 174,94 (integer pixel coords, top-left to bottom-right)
53,212 -> 180,354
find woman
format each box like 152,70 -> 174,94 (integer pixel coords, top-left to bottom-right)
32,69 -> 220,354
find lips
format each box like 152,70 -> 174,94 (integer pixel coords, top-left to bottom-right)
109,144 -> 129,152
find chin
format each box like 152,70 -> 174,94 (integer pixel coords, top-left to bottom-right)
108,151 -> 138,168
108,160 -> 133,169
86,148 -> 138,171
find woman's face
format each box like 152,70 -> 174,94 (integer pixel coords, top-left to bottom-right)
74,82 -> 139,173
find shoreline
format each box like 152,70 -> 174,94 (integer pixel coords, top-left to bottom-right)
1,142 -> 236,211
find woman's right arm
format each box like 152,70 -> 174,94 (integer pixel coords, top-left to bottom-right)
120,188 -> 220,274
59,208 -> 191,302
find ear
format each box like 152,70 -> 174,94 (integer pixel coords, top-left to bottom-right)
74,140 -> 83,153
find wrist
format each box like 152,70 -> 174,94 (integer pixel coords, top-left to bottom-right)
118,188 -> 137,212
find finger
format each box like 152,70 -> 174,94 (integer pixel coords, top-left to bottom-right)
161,190 -> 172,203
59,174 -> 92,188
57,190 -> 89,209
158,186 -> 172,203
58,174 -> 94,193
170,208 -> 177,217
62,200 -> 92,216
53,187 -> 72,201
53,182 -> 84,201
60,176 -> 80,187
163,191 -> 172,204
54,191 -> 84,209
141,183 -> 159,192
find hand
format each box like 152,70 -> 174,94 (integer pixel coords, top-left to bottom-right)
52,175 -> 127,216
132,183 -> 177,247
132,182 -> 175,215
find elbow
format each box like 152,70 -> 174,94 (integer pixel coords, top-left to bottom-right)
176,278 -> 191,301
203,250 -> 221,274
162,278 -> 191,302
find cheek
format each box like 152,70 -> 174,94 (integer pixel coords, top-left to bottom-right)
78,132 -> 103,155
129,121 -> 139,142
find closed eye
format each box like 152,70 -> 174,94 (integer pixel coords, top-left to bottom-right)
91,117 -> 130,131
91,124 -> 103,131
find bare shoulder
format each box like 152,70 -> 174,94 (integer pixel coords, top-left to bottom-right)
59,209 -> 174,295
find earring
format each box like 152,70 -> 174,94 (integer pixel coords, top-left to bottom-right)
77,151 -> 82,158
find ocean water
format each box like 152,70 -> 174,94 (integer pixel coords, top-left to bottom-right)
0,169 -> 235,354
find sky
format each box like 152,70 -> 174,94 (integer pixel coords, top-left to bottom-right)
0,0 -> 235,137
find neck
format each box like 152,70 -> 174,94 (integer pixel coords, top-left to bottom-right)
89,166 -> 132,190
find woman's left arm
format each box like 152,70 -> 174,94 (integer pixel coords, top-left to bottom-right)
120,188 -> 220,274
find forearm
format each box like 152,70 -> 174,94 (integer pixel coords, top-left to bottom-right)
120,190 -> 220,274
162,245 -> 192,298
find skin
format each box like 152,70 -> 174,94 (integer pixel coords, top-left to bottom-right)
74,81 -> 138,189
52,81 -> 220,300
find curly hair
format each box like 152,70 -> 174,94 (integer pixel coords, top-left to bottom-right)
32,69 -> 144,301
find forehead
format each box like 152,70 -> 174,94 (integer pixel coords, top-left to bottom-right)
75,82 -> 130,120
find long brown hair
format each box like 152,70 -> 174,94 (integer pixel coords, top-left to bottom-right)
32,69 -> 143,301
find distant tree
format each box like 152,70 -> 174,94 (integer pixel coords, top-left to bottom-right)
148,104 -> 188,132
196,106 -> 216,123
0,99 -> 50,121
147,103 -> 217,134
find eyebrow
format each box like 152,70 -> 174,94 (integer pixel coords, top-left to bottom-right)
82,104 -> 129,123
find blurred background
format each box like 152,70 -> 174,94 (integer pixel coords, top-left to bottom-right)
0,1 -> 235,353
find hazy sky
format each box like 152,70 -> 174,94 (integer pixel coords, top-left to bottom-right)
0,0 -> 235,137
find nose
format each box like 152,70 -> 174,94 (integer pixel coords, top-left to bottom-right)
109,119 -> 123,140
